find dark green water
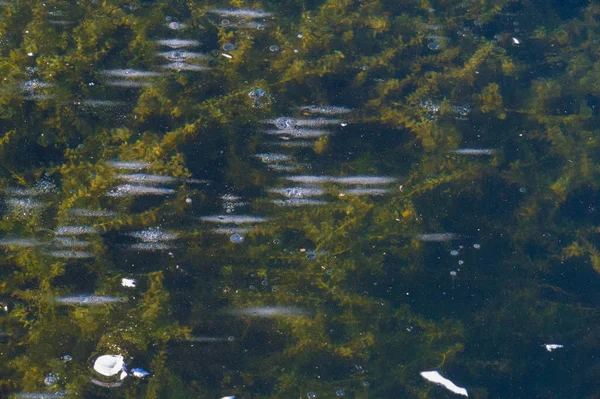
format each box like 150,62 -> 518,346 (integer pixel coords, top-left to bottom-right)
0,0 -> 599,398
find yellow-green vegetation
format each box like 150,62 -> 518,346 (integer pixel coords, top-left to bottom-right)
0,0 -> 598,398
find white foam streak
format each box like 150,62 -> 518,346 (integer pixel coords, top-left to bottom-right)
451,148 -> 495,155
299,105 -> 352,115
55,226 -> 98,236
200,215 -> 268,224
107,184 -> 175,197
265,128 -> 331,138
67,208 -> 117,217
116,174 -> 178,185
161,62 -> 211,72
416,233 -> 459,242
231,306 -> 307,318
155,39 -> 200,49
271,199 -> 327,207
100,69 -> 163,78
56,295 -> 125,305
106,161 -> 150,170
210,9 -> 273,18
48,250 -> 94,259
285,175 -> 395,185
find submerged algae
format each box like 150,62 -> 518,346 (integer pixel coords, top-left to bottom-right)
0,0 -> 598,398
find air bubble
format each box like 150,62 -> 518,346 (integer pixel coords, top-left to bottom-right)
427,41 -> 441,51
269,45 -> 280,52
44,374 -> 57,386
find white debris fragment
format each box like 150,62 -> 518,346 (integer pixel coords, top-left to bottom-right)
512,37 -> 521,45
544,344 -> 563,352
420,370 -> 468,397
121,278 -> 137,288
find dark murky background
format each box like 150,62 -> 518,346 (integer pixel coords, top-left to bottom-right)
0,0 -> 599,398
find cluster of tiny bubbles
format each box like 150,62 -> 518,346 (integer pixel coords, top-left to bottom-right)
223,43 -> 235,51
307,393 -> 317,399
230,233 -> 244,244
335,389 -> 345,396
427,41 -> 441,51
248,88 -> 269,108
35,177 -> 57,193
249,88 -> 265,99
274,117 -> 297,129
269,44 -> 280,52
44,373 -> 58,386
62,354 -> 72,361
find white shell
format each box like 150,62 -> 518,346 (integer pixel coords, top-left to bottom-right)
93,355 -> 124,377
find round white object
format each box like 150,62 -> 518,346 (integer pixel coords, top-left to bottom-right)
93,355 -> 124,377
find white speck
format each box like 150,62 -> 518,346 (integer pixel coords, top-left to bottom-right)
544,344 -> 563,352
130,368 -> 150,378
512,37 -> 521,45
420,370 -> 468,397
185,197 -> 192,204
121,278 -> 136,288
221,53 -> 233,59
27,52 -> 34,56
